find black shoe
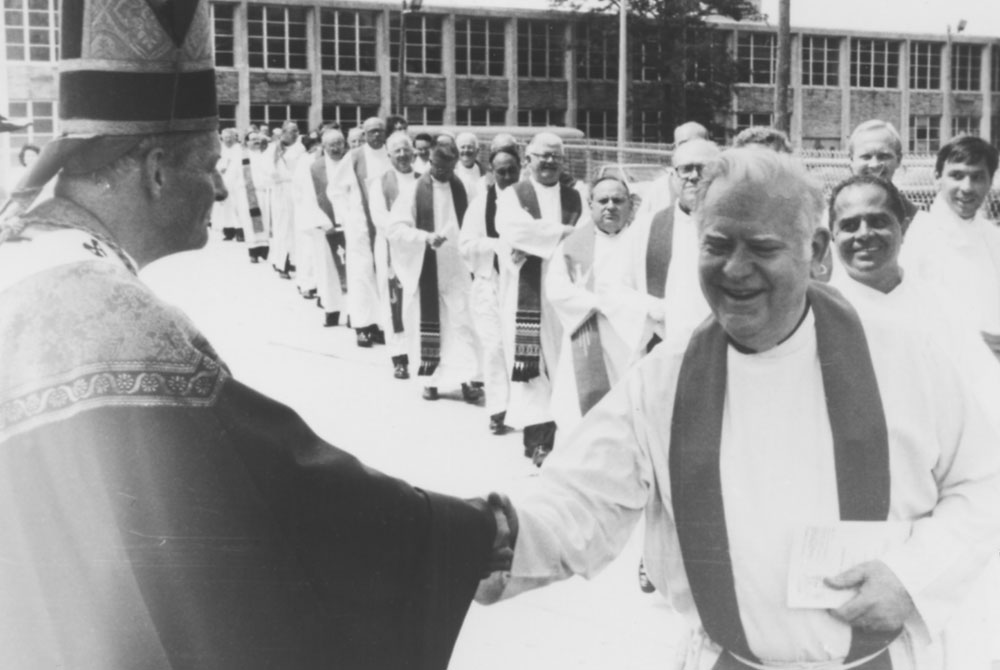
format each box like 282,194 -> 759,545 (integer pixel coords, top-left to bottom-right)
372,327 -> 386,345
638,559 -> 656,593
356,330 -> 373,348
277,271 -> 291,280
422,386 -> 439,401
301,288 -> 317,299
394,363 -> 410,380
530,445 -> 551,467
489,412 -> 508,435
461,382 -> 484,404
249,257 -> 259,264
324,311 -> 340,328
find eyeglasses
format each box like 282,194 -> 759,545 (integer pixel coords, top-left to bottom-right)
594,196 -> 627,205
529,152 -> 563,163
674,163 -> 705,178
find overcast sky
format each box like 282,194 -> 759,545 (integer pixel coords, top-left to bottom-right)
757,0 -> 998,38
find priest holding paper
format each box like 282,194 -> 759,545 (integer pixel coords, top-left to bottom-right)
477,149 -> 1000,670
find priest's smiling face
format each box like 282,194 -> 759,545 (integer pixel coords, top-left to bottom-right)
831,182 -> 904,293
698,174 -> 828,353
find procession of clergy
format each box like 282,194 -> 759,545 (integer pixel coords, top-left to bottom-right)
210,114 -> 1000,468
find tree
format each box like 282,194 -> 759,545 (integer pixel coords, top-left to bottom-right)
556,0 -> 761,141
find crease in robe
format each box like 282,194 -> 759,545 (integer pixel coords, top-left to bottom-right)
0,198 -> 495,670
546,219 -> 648,436
388,176 -> 479,389
264,140 -> 306,273
494,179 -> 580,429
291,153 -> 347,314
331,145 -> 391,329
481,285 -> 1000,670
459,183 -> 511,415
369,167 -> 419,358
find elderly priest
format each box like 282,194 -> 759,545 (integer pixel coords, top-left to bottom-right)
0,2 -> 500,668
477,149 -> 1000,670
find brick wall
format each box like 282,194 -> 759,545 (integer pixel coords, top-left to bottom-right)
518,80 -> 568,109
850,90 -> 901,128
455,79 -> 508,107
250,72 -> 312,104
801,89 -> 842,138
321,74 -> 382,105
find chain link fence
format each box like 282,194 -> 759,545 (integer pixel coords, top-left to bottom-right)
562,139 -> 1000,220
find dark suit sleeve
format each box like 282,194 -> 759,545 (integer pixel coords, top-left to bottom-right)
0,378 -> 495,670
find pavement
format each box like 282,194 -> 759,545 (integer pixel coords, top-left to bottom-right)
142,232 -> 682,670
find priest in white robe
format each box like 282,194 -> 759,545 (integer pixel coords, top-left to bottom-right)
291,128 -> 349,327
212,128 -> 247,241
388,136 -> 481,404
494,132 -> 582,464
459,145 -> 521,435
244,134 -> 272,263
615,139 -> 720,360
477,149 -> 1000,670
330,117 -> 391,347
546,177 -> 648,438
455,132 -> 486,201
264,121 -> 306,278
898,136 -> 1000,361
368,131 -> 420,379
827,173 -> 1000,670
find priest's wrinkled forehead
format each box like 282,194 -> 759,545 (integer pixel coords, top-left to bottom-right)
696,149 -> 824,243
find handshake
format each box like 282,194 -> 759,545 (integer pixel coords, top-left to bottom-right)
477,492 -> 519,604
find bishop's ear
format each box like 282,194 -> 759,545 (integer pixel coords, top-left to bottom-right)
140,146 -> 169,198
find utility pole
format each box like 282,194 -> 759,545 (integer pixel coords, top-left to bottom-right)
617,0 -> 628,155
774,0 -> 791,133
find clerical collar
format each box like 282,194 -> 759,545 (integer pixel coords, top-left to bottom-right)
727,302 -> 811,355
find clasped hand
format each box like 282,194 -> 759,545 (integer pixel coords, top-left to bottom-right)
824,560 -> 915,633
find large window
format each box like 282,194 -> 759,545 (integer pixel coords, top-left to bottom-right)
319,9 -> 376,73
249,104 -> 309,133
517,20 -> 564,79
992,47 -> 1000,93
402,106 -> 444,126
951,43 -> 981,92
909,115 -> 940,153
909,42 -> 941,91
951,115 -> 980,137
576,23 -> 616,81
6,99 -> 55,149
321,104 -> 380,133
850,39 -> 899,89
736,33 -> 775,85
992,115 -> 1000,149
218,104 -> 237,130
633,39 -> 661,82
579,109 -> 617,140
735,112 -> 772,133
456,107 -> 506,126
801,36 -> 839,87
636,110 -> 664,143
455,17 -> 504,77
248,5 -> 307,70
211,4 -> 236,67
390,13 -> 443,75
4,0 -> 58,62
518,109 -> 564,127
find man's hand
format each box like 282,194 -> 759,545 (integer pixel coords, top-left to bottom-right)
510,249 -> 528,265
982,331 -> 1000,362
427,233 -> 447,249
825,560 -> 914,632
486,492 -> 519,573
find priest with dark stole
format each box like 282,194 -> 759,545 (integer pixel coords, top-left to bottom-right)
0,2 -> 506,668
494,132 -> 583,465
387,136 -> 482,403
475,149 -> 1000,669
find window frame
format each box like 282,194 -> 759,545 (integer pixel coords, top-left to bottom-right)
909,41 -> 941,91
801,35 -> 839,88
454,17 -> 505,78
247,5 -> 309,71
517,20 -> 565,80
908,114 -> 941,153
950,43 -> 981,93
4,0 -> 59,62
319,8 -> 377,73
736,32 -> 776,85
850,38 -> 900,90
389,13 -> 444,76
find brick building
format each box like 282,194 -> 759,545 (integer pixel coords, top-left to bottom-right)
2,0 -> 999,181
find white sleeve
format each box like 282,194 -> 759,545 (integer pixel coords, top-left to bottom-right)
495,187 -> 566,259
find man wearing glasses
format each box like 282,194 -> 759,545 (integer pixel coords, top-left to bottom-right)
495,133 -> 583,465
616,138 -> 721,358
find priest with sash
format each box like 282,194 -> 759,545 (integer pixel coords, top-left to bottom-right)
388,136 -> 482,403
292,128 -> 349,327
368,131 -> 420,380
459,144 -> 521,435
616,138 -> 719,358
546,176 -> 649,436
330,116 -> 391,347
494,132 -> 582,465
476,149 -> 1000,669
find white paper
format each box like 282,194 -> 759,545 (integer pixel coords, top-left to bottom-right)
787,521 -> 911,609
